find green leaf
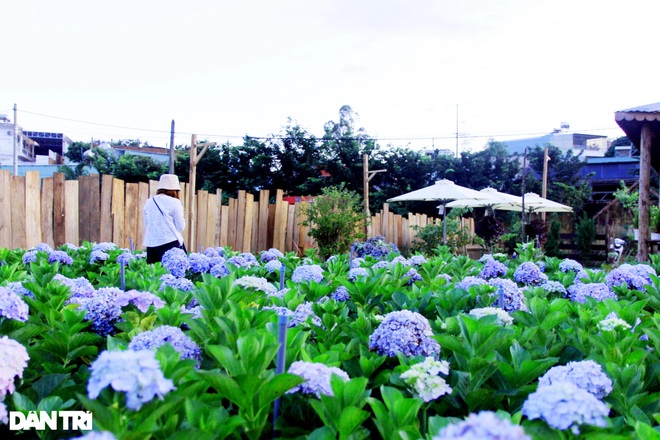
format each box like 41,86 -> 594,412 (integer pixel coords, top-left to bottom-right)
31,373 -> 70,402
337,406 -> 370,437
197,370 -> 245,408
11,392 -> 36,412
257,373 -> 304,408
636,422 -> 660,439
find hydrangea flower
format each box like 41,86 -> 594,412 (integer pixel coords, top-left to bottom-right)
436,273 -> 452,283
559,259 -> 583,273
405,267 -> 423,283
116,252 -> 136,266
456,276 -> 488,291
347,268 -> 368,281
62,243 -> 80,251
488,278 -> 527,312
330,286 -> 350,301
408,255 -> 428,266
48,250 -> 74,265
264,260 -> 283,273
538,360 -> 612,399
522,381 -> 609,434
262,305 -> 294,318
390,255 -> 411,267
350,257 -> 365,269
161,248 -> 190,277
87,349 -> 175,410
0,402 -> 7,425
433,411 -> 530,440
227,253 -> 258,268
260,248 -> 283,262
73,287 -> 124,336
369,310 -> 440,357
55,274 -> 95,300
92,242 -> 118,253
0,286 -> 29,321
118,290 -> 165,313
291,265 -> 324,283
129,325 -> 202,363
288,302 -> 322,328
188,252 -> 211,274
203,247 -> 224,258
90,250 -> 110,264
469,307 -> 514,326
0,336 -> 30,398
606,265 -> 651,291
513,262 -> 548,285
371,260 -> 390,270
207,261 -> 230,279
234,276 -> 277,295
598,312 -> 632,332
400,357 -> 452,402
354,236 -> 399,260
6,281 -> 34,299
479,258 -> 507,279
539,280 -> 567,296
287,361 -> 350,398
567,283 -> 616,303
209,256 -> 226,267
70,432 -> 117,440
22,250 -> 38,265
159,274 -> 194,292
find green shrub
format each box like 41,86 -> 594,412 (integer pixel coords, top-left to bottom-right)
544,218 -> 562,257
301,185 -> 367,260
576,212 -> 595,258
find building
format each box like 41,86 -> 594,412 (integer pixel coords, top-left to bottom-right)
111,144 -> 171,163
22,131 -> 72,160
581,156 -> 639,203
0,114 -> 37,164
503,122 -> 608,158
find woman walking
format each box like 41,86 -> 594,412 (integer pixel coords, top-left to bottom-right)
143,174 -> 186,264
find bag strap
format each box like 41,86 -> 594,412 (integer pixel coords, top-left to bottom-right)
152,198 -> 182,245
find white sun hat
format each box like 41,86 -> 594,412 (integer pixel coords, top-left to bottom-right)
157,174 -> 181,191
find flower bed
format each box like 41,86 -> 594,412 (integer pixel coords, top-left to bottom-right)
1,241 -> 660,439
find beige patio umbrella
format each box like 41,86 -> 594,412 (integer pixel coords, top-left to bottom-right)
387,179 -> 490,244
446,187 -> 523,213
492,192 -> 573,213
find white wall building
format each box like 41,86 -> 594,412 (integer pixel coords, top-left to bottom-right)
0,114 -> 36,165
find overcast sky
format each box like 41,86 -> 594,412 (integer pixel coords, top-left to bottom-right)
3,0 -> 658,152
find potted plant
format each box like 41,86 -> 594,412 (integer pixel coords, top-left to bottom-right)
613,181 -> 639,238
651,205 -> 660,240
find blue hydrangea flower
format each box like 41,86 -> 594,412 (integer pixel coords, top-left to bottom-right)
262,305 -> 294,318
371,260 -> 390,270
180,304 -> 204,320
159,274 -> 194,292
0,336 -> 30,398
210,263 -> 230,278
479,258 -> 507,279
405,267 -> 423,284
408,255 -> 428,266
161,248 -> 190,277
118,290 -> 165,313
291,265 -> 324,283
469,307 -> 514,326
48,250 -> 74,265
92,242 -> 118,253
203,247 -> 224,258
522,381 -> 609,434
539,280 -> 568,296
264,260 -> 283,273
369,310 -> 440,357
567,283 -> 617,303
433,411 -> 530,440
390,255 -> 411,267
260,248 -> 284,262
559,259 -> 584,273
354,236 -> 399,260
73,287 -> 124,336
90,250 -> 110,264
513,262 -> 548,285
186,252 -> 210,274
288,302 -> 322,328
87,349 -> 175,410
6,281 -> 34,299
330,286 -> 350,301
606,265 -> 651,290
116,252 -> 136,266
33,243 -> 54,253
350,257 -> 365,269
209,256 -> 226,267
488,278 -> 527,312
347,268 -> 369,281
400,357 -> 452,402
62,243 -> 80,251
456,276 -> 488,291
22,250 -> 38,265
0,402 -> 7,426
287,361 -> 350,398
436,273 -> 452,283
538,360 -> 612,399
234,276 -> 277,295
227,253 -> 258,268
0,286 -> 29,322
129,325 -> 201,363
55,274 -> 95,300
538,261 -> 546,272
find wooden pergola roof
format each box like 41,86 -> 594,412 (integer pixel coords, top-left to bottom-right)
615,103 -> 660,170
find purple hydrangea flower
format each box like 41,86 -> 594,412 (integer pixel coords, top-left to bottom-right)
62,243 -> 80,251
488,278 -> 527,312
371,260 -> 390,270
159,274 -> 194,292
118,290 -> 165,312
538,261 -> 546,272
330,286 -> 350,301
436,273 -> 452,283
161,248 -> 190,277
116,252 -> 136,266
567,283 -> 617,303
260,248 -> 284,262
92,242 -> 118,253
479,258 -> 507,279
6,281 -> 34,299
434,411 -> 530,440
203,247 -> 223,258
291,265 -> 324,283
369,310 -> 440,357
354,236 -> 399,260
513,262 -> 548,285
0,336 -> 30,398
347,268 -> 369,281
90,250 -> 110,264
72,287 -> 124,336
287,361 -> 350,398
234,276 -> 277,295
408,255 -> 428,266
522,381 -> 609,434
287,302 -> 322,328
606,264 -> 652,290
350,257 -> 365,269
48,250 -> 74,265
538,360 -> 612,399
262,305 -> 294,318
33,243 -> 54,253
210,263 -> 230,278
0,286 -> 29,322
456,276 -> 488,291
227,253 -> 258,268
390,255 -> 411,267
180,304 -> 204,320
0,402 -> 7,425
209,256 -> 226,267
129,325 -> 201,363
188,252 -> 211,274
87,349 -> 175,410
55,274 -> 95,300
559,259 -> 584,273
22,250 -> 38,265
264,260 -> 283,273
405,267 -> 423,284
539,280 -> 568,296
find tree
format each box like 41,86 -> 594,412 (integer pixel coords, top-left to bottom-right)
114,155 -> 167,183
604,136 -> 632,157
65,141 -> 92,163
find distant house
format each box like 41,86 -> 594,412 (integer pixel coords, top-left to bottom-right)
503,122 -> 608,159
111,144 -> 170,163
581,156 -> 639,203
22,130 -> 71,163
0,114 -> 41,164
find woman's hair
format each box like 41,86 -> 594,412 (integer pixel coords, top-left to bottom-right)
157,188 -> 180,199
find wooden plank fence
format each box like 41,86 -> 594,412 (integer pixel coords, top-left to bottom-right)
0,171 -> 442,254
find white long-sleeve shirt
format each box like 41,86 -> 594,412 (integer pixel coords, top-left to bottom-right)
142,194 -> 186,247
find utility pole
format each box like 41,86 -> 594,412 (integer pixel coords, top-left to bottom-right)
169,120 -> 175,174
362,153 -> 386,236
13,104 -> 18,175
455,104 -> 459,158
521,147 -> 528,242
541,147 -> 550,221
187,134 -> 215,251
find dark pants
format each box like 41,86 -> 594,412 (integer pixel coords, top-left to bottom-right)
146,240 -> 184,264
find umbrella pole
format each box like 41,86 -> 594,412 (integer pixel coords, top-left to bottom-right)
442,202 -> 447,245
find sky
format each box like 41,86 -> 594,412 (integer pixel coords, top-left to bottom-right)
3,0 -> 659,153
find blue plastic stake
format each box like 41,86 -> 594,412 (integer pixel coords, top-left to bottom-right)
279,266 -> 286,291
273,313 -> 289,437
129,237 -> 134,253
497,286 -> 504,309
120,260 -> 126,291
349,244 -> 355,268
